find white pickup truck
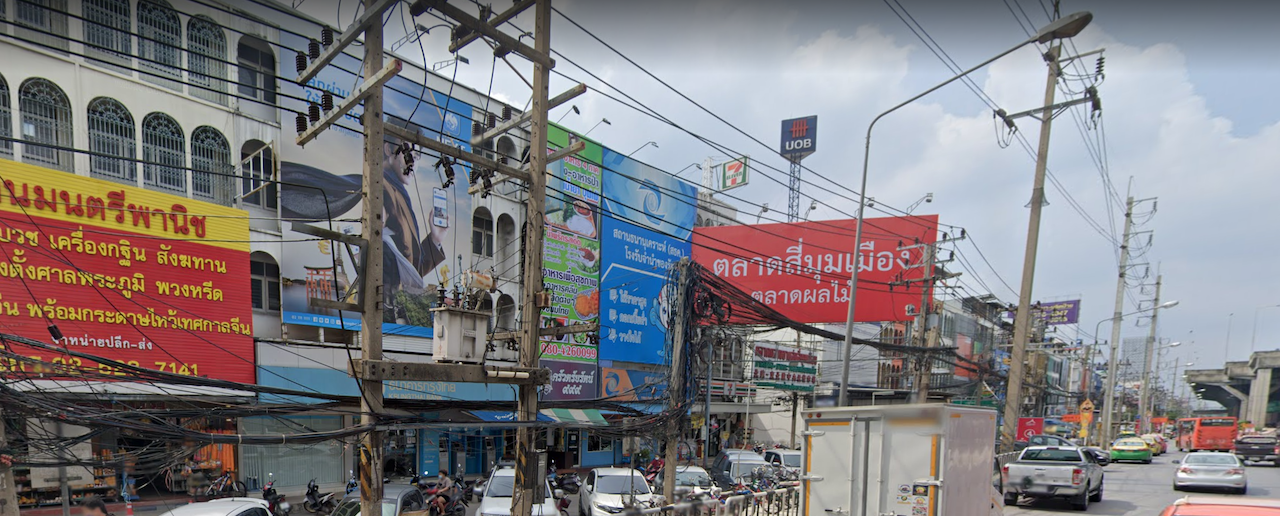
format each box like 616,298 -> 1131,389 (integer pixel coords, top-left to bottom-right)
1001,446 -> 1105,511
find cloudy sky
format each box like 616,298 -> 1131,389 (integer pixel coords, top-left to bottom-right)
302,0 -> 1280,381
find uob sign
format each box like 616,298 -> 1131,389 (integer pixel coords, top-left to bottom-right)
780,116 -> 818,160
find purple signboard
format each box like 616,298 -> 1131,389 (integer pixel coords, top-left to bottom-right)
541,359 -> 598,401
1005,300 -> 1080,325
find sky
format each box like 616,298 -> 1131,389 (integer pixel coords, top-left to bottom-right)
299,0 -> 1280,388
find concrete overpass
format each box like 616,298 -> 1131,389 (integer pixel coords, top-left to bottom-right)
1185,350 -> 1280,425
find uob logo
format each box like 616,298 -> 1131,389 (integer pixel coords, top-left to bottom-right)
790,118 -> 809,138
638,179 -> 664,226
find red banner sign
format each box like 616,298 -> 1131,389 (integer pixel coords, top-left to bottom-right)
692,216 -> 939,323
0,160 -> 254,383
1016,417 -> 1045,441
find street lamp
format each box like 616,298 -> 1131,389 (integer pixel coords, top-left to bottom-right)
674,162 -> 702,177
755,203 -> 770,223
584,118 -> 611,136
555,105 -> 580,124
1251,304 -> 1280,352
837,11 -> 1095,409
629,141 -> 658,157
1096,299 -> 1178,444
804,200 -> 819,221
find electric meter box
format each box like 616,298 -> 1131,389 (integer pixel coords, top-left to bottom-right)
432,307 -> 491,363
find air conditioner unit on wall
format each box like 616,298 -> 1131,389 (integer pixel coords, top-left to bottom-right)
433,307 -> 492,364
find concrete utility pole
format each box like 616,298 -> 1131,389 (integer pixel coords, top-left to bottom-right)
662,259 -> 691,501
358,1 -> 387,513
1101,196 -> 1136,445
1,408 -> 18,516
913,244 -> 936,402
1138,275 -> 1163,433
514,2 -> 552,514
1000,44 -> 1061,451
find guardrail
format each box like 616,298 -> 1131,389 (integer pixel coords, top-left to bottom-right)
626,486 -> 801,516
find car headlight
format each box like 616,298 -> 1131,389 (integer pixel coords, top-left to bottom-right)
593,503 -> 624,514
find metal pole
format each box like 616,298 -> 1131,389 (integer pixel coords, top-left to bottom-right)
838,35 -> 1038,406
1000,45 -> 1060,451
1138,275 -> 1162,433
514,1 -> 551,514
358,2 -> 386,516
1101,196 -> 1136,445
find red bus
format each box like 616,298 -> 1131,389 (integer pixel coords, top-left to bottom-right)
1176,417 -> 1238,452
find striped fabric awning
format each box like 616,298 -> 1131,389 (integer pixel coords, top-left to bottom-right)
540,408 -> 608,426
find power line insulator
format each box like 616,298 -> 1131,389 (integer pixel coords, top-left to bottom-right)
321,26 -> 334,47
502,106 -> 512,121
472,121 -> 483,137
308,39 -> 320,60
487,113 -> 496,129
295,112 -> 307,134
322,92 -> 334,112
308,102 -> 320,123
295,52 -> 307,74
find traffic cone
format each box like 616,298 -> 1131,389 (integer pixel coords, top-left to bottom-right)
126,501 -> 134,516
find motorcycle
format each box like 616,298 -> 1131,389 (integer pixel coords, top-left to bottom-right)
641,459 -> 664,485
303,478 -> 337,514
552,472 -> 580,495
262,473 -> 292,516
345,471 -> 358,495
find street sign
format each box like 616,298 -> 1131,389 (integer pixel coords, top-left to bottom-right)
1016,417 -> 1044,442
1080,400 -> 1094,413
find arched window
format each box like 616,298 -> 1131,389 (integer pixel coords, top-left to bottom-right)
137,0 -> 182,91
496,294 -> 515,331
86,97 -> 136,185
496,213 -> 516,274
237,35 -> 276,104
187,16 -> 228,106
141,113 -> 186,194
15,0 -> 69,52
18,78 -> 73,171
0,74 -> 12,160
472,207 -> 494,257
250,251 -> 280,311
241,140 -> 276,209
191,126 -> 232,205
84,0 -> 131,69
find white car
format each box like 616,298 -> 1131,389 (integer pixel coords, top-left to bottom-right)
651,466 -> 718,499
158,499 -> 272,516
580,468 -> 661,516
477,467 -> 565,516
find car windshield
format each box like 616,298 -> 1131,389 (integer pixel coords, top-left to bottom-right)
1185,455 -> 1239,465
331,500 -> 397,516
1115,439 -> 1146,447
1201,418 -> 1235,427
730,461 -> 769,479
596,474 -> 651,495
676,471 -> 712,487
1021,449 -> 1082,462
779,454 -> 801,467
486,476 -> 552,498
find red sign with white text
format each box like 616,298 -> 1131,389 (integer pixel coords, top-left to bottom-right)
1016,417 -> 1045,441
692,216 -> 938,323
0,160 -> 254,383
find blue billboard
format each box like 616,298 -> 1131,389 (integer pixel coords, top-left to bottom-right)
598,150 -> 698,364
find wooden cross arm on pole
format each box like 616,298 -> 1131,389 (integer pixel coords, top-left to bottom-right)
410,0 -> 553,68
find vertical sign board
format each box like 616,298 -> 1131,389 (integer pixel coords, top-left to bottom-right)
276,31 -> 474,338
598,146 -> 698,364
1016,417 -> 1044,442
540,125 -> 602,399
780,116 -> 818,160
0,159 -> 254,382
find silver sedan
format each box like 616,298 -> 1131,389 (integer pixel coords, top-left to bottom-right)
1173,452 -> 1248,494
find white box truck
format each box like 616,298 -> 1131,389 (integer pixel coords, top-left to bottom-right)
801,404 -> 998,516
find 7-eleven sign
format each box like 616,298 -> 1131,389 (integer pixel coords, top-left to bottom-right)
718,157 -> 749,191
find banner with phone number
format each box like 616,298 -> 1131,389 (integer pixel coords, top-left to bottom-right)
539,125 -> 601,375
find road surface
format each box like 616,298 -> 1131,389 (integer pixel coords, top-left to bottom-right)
1004,451 -> 1280,514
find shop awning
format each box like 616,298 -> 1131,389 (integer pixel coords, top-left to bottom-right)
540,408 -> 608,426
468,410 -> 554,423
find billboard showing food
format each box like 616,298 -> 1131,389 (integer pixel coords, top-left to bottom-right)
0,160 -> 254,382
598,148 -> 697,364
539,125 -> 601,366
692,216 -> 939,323
278,33 -> 473,337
